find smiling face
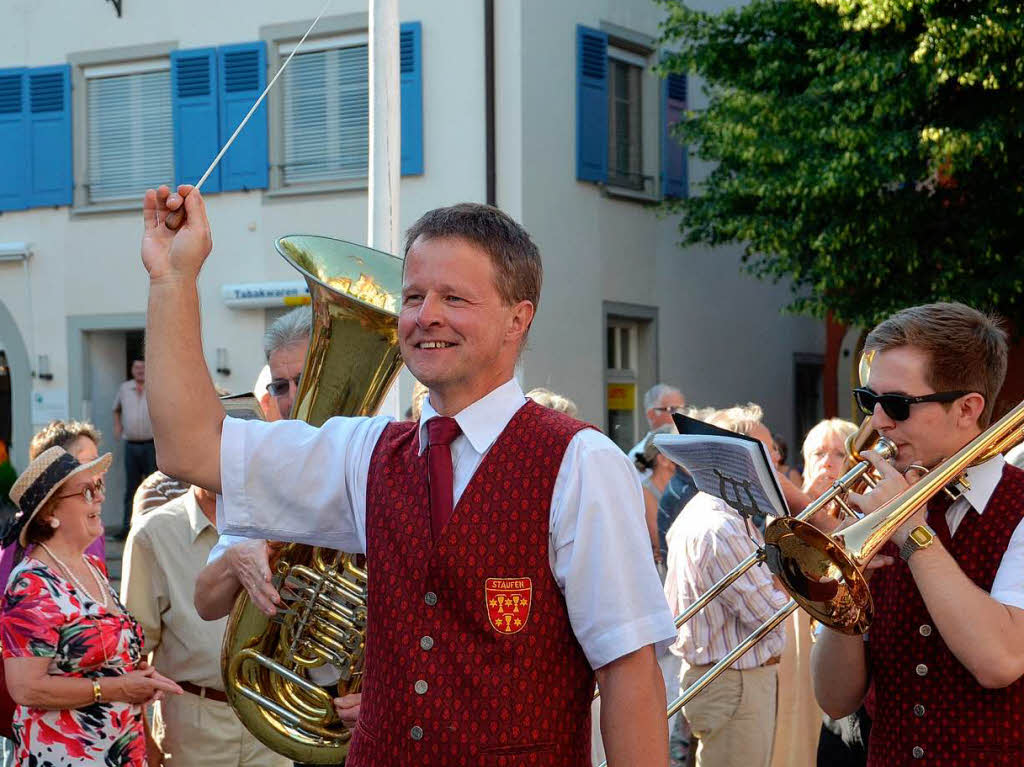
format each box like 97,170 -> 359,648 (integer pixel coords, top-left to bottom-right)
399,236 -> 534,415
866,345 -> 983,472
49,471 -> 107,551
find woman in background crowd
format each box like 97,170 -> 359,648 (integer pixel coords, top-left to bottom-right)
2,447 -> 181,765
771,418 -> 860,767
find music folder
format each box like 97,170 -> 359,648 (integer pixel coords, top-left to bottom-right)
653,413 -> 790,522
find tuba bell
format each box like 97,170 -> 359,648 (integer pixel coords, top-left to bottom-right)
220,235 -> 404,764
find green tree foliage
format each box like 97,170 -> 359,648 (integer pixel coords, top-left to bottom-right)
659,0 -> 1024,326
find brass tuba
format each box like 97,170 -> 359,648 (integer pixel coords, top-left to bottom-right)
220,235 -> 404,764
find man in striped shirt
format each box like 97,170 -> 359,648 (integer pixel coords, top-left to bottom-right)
664,403 -> 789,767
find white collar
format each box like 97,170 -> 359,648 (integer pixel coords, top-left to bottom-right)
957,453 -> 1005,515
417,378 -> 527,456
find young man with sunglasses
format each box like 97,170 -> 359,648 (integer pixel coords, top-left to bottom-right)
810,302 -> 1024,766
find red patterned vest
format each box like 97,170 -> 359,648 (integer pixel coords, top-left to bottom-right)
866,463 -> 1024,766
347,401 -> 596,767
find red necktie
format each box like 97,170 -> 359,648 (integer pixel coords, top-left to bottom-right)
427,416 -> 462,541
926,491 -> 954,548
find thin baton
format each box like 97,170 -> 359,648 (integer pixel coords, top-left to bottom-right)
165,0 -> 333,230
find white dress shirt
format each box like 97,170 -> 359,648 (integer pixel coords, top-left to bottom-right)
218,378 -> 676,669
945,455 -> 1024,610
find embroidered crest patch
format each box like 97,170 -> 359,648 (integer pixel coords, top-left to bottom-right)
485,577 -> 532,634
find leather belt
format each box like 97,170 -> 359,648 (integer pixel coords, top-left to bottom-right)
761,655 -> 781,667
179,680 -> 228,703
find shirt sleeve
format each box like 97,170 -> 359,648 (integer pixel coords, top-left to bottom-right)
218,414 -> 391,553
991,516 -> 1024,610
112,383 -> 123,413
1,569 -> 62,659
704,515 -> 789,630
550,429 -> 677,669
120,526 -> 165,655
207,532 -> 250,565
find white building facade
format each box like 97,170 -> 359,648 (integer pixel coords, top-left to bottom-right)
0,0 -> 827,524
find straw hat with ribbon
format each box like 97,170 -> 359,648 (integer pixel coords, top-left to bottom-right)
7,446 -> 112,547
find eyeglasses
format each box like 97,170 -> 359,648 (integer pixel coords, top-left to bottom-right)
651,405 -> 685,415
853,387 -> 976,422
57,477 -> 105,504
267,374 -> 301,398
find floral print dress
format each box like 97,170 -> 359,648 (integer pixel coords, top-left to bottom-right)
1,554 -> 147,766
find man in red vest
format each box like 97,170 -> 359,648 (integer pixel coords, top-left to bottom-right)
139,185 -> 676,766
811,302 -> 1024,765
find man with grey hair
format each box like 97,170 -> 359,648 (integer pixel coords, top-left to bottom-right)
261,306 -> 312,420
629,384 -> 687,464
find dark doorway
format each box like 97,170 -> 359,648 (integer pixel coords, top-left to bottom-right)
794,353 -> 825,460
0,351 -> 11,449
125,331 -> 145,379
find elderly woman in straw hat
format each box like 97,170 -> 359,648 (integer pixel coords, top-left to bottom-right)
1,447 -> 181,766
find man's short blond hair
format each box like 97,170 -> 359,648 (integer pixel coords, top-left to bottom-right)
706,403 -> 764,438
526,387 -> 579,418
865,302 -> 1007,428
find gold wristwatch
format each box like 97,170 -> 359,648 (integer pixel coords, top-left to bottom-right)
899,525 -> 936,562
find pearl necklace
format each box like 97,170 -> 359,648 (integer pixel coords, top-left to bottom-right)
38,542 -> 109,609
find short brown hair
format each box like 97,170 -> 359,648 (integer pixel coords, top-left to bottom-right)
403,203 -> 543,314
29,421 -> 102,461
865,302 -> 1008,428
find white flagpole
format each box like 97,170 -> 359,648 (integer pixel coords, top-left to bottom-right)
368,0 -> 403,419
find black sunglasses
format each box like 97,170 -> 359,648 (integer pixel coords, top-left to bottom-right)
267,374 -> 301,398
853,387 -> 975,422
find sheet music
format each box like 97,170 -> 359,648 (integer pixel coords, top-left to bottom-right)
654,432 -> 789,521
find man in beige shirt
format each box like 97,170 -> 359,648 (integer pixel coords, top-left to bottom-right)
120,484 -> 289,767
113,358 -> 157,538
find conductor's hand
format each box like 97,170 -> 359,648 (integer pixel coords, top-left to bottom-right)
225,539 -> 283,617
334,693 -> 362,729
117,662 -> 184,705
141,184 -> 212,282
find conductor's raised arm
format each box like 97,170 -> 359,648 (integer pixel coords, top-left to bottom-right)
141,184 -> 225,493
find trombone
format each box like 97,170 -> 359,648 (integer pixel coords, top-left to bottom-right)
599,399 -> 1024,767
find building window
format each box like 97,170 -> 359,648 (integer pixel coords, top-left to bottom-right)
606,319 -> 640,452
607,48 -> 644,191
793,353 -> 825,458
280,34 -> 369,186
85,61 -> 173,203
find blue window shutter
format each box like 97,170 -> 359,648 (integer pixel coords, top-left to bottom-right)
400,22 -> 423,176
576,25 -> 607,183
218,42 -> 268,191
27,65 -> 72,207
172,48 -> 221,192
662,72 -> 688,199
0,68 -> 28,211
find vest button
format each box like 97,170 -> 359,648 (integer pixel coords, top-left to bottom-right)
424,591 -> 438,606
420,636 -> 434,651
918,624 -> 932,637
913,704 -> 925,717
912,746 -> 924,759
414,680 -> 428,695
410,726 -> 424,741
915,663 -> 928,677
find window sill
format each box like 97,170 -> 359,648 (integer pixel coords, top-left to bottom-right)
601,184 -> 661,205
264,179 -> 368,200
71,200 -> 142,217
